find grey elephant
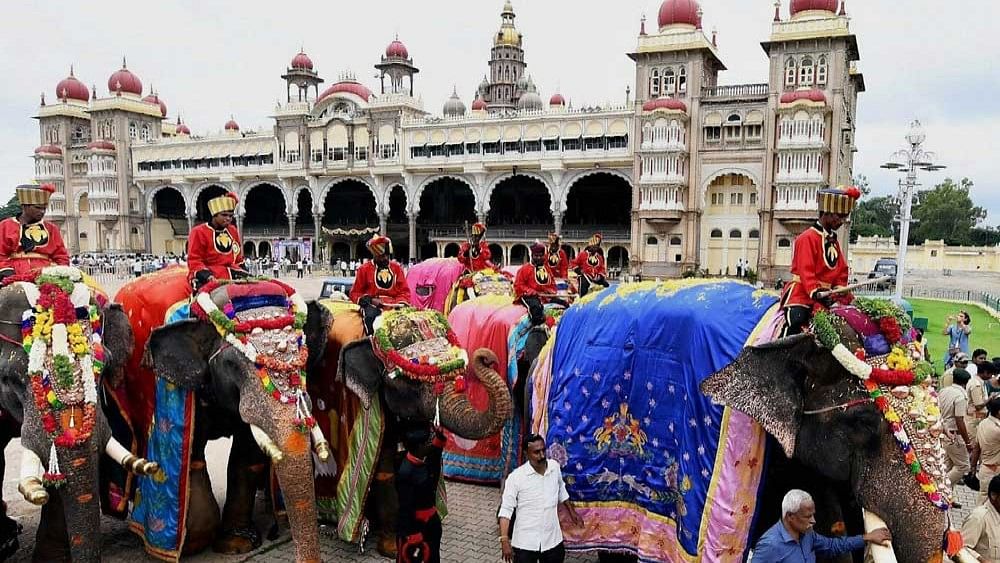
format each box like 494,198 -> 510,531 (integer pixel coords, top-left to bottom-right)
119,274 -> 334,562
310,301 -> 512,557
0,279 -> 157,562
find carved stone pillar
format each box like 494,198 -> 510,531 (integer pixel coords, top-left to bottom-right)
379,213 -> 388,236
477,211 -> 486,225
553,212 -> 563,236
187,214 -> 196,234
144,214 -> 153,253
313,213 -> 323,263
408,212 -> 417,260
288,214 -> 296,239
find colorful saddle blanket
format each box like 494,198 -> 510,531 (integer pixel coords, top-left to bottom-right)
371,308 -> 466,380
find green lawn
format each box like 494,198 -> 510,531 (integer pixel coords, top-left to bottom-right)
909,298 -> 1000,366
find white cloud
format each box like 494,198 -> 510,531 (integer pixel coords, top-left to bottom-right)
2,0 -> 996,223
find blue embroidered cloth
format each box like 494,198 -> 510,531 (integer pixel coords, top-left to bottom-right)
544,281 -> 776,556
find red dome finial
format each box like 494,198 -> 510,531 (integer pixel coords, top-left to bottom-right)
386,37 -> 409,59
142,87 -> 168,117
774,0 -> 782,21
839,0 -> 847,15
790,0 -> 838,17
56,66 -> 90,102
224,116 -> 240,131
107,58 -> 143,96
291,49 -> 314,70
658,0 -> 702,30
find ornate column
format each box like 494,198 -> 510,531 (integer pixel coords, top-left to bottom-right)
553,212 -> 563,236
379,213 -> 388,236
313,213 -> 323,263
144,214 -> 153,253
236,216 -> 244,237
408,212 -> 417,260
477,211 -> 486,225
288,214 -> 296,239
187,214 -> 196,234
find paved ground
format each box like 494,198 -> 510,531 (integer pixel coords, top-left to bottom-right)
1,270 -> 994,561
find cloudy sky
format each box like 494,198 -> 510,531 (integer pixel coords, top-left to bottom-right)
1,0 -> 995,224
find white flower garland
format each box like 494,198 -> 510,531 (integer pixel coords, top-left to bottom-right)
40,266 -> 82,282
70,283 -> 90,308
16,282 -> 39,309
831,343 -> 873,380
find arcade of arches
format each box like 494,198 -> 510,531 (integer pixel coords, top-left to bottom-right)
140,172 -> 634,271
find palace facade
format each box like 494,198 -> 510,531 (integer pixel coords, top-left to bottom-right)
28,0 -> 863,281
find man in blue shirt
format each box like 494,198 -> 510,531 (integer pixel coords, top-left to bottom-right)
752,490 -> 891,562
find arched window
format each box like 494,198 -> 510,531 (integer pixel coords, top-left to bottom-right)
817,56 -> 828,85
785,58 -> 797,87
650,69 -> 660,97
678,67 -> 687,93
729,229 -> 743,239
646,236 -> 658,245
669,236 -> 682,245
749,229 -> 760,239
710,229 -> 723,239
79,232 -> 88,239
664,69 -> 676,95
128,121 -> 138,140
799,57 -> 814,86
778,238 -> 791,248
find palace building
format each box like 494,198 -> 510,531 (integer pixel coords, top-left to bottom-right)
28,0 -> 863,281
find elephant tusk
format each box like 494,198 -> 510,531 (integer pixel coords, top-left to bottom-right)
310,424 -> 330,462
105,437 -> 160,476
18,449 -> 48,506
251,424 -> 284,463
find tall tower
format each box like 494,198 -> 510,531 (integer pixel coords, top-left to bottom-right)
282,50 -> 324,103
487,0 -> 526,111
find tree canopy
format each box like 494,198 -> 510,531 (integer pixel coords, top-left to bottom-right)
0,196 -> 19,220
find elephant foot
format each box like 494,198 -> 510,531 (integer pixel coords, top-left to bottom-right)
17,478 -> 48,506
212,527 -> 262,554
376,533 -> 397,558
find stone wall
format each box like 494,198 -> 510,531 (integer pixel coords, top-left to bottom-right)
849,236 -> 1000,274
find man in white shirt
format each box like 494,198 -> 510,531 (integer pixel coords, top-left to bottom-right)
498,434 -> 583,563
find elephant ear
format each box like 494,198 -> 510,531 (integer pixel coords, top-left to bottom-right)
100,304 -> 134,387
700,333 -> 820,458
338,339 -> 383,409
147,319 -> 221,389
304,300 -> 333,374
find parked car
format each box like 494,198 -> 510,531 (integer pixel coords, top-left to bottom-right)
868,258 -> 897,290
320,277 -> 355,301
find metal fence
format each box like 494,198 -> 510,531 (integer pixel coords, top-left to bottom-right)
856,287 -> 999,313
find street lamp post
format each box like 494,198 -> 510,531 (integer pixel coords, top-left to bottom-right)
879,120 -> 946,300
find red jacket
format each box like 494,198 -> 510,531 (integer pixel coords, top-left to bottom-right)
781,222 -> 851,309
572,249 -> 607,279
186,223 -> 244,282
0,217 -> 69,276
458,241 -> 494,273
350,260 -> 411,306
546,248 -> 569,279
513,262 -> 557,303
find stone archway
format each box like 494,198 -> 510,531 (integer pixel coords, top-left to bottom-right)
443,243 -> 461,258
607,245 -> 630,277
563,171 -> 632,232
700,172 -> 760,276
243,183 -> 287,237
488,243 -> 504,266
322,179 -> 378,228
486,175 -> 552,226
510,244 -> 529,265
150,186 -> 187,255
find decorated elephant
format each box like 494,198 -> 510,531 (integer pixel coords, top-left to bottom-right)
308,301 -> 512,557
0,267 -> 157,561
530,279 -> 962,563
116,269 -> 333,562
443,295 -> 560,483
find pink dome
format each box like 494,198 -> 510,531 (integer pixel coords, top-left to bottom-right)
175,122 -> 191,135
549,93 -> 566,106
55,69 -> 90,102
224,118 -> 240,131
779,89 -> 826,104
87,140 -> 115,151
108,61 -> 143,95
34,144 -> 63,156
317,79 -> 373,103
790,0 -> 839,16
142,93 -> 167,117
471,97 -> 487,111
291,51 -> 314,70
658,0 -> 701,29
385,39 -> 409,59
642,97 -> 688,112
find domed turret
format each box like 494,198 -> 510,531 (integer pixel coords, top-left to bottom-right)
107,58 -> 143,96
317,75 -> 373,103
494,0 -> 523,47
175,117 -> 191,136
790,0 -> 839,17
471,96 -> 488,112
290,50 -> 314,70
385,37 -> 409,59
55,67 -> 90,102
443,87 -> 466,117
142,91 -> 167,117
224,116 -> 240,131
658,0 -> 702,30
549,92 -> 566,107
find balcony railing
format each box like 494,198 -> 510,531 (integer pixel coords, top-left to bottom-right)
774,186 -> 820,212
427,226 -> 630,242
702,83 -> 769,102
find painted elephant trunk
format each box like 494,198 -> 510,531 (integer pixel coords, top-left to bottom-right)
437,348 -> 512,440
268,424 -> 321,563
31,442 -> 103,562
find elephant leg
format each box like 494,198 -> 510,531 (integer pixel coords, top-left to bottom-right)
0,419 -> 21,560
371,429 -> 400,558
213,425 -> 268,554
182,405 -> 221,556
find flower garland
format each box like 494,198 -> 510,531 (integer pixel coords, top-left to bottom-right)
372,311 -> 468,394
863,378 -> 950,511
193,282 -> 315,433
18,267 -> 102,488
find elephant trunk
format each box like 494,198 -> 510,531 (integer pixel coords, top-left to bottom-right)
30,442 -> 103,562
438,348 -> 512,440
269,424 -> 321,563
856,434 -> 947,563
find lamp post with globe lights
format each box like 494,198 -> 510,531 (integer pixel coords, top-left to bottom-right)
879,120 -> 947,300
